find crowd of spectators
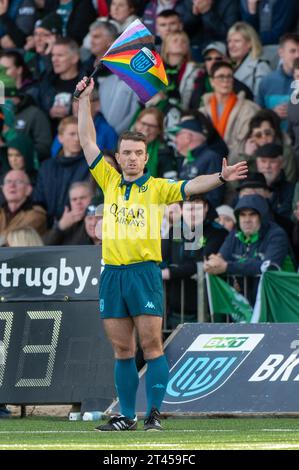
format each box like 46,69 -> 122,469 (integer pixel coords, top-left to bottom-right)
1,0 -> 299,321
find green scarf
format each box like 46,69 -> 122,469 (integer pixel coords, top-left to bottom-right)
186,149 -> 195,163
236,231 -> 259,245
146,139 -> 161,177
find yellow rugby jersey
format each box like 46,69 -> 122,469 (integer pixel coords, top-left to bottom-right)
90,152 -> 187,265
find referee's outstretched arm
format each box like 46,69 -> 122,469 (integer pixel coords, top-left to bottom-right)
185,158 -> 248,197
76,77 -> 100,167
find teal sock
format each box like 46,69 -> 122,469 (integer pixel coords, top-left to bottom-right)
114,358 -> 139,420
145,355 -> 169,417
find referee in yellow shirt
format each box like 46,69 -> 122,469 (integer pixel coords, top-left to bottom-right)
76,77 -> 247,432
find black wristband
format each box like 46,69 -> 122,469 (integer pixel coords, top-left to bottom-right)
218,172 -> 226,184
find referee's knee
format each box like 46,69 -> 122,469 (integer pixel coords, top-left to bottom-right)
113,344 -> 136,359
140,338 -> 163,360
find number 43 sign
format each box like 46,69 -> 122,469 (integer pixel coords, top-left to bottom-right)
0,302 -> 115,406
0,310 -> 62,389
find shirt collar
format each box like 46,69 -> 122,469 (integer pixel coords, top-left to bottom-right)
119,169 -> 151,188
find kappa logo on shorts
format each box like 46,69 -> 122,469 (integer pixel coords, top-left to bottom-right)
145,301 -> 155,309
164,334 -> 264,404
100,299 -> 104,312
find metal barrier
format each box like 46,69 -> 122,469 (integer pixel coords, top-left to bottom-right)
162,265 -> 259,333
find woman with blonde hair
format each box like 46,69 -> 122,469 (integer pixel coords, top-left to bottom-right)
6,227 -> 44,247
227,21 -> 272,99
157,30 -> 200,110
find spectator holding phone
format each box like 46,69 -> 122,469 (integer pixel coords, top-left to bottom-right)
25,13 -> 62,81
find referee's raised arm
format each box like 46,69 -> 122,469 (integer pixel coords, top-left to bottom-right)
76,77 -> 101,167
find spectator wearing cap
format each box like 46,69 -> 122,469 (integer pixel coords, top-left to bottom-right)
216,204 -> 236,231
255,143 -> 295,219
242,109 -> 296,184
44,181 -> 94,245
25,12 -> 63,81
0,169 -> 47,243
227,22 -> 272,100
189,41 -> 253,109
162,194 -> 228,329
0,67 -> 52,163
181,0 -> 240,62
200,61 -> 259,164
172,117 -> 224,208
237,171 -> 270,199
0,0 -> 36,49
236,171 -> 294,241
204,194 -> 296,304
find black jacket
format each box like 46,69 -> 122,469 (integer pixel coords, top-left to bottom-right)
43,0 -> 97,45
0,0 -> 37,47
182,0 -> 240,51
33,153 -> 90,226
178,143 -> 225,208
268,170 -> 295,220
220,194 -> 295,303
162,206 -> 228,314
44,220 -> 93,246
13,94 -> 52,163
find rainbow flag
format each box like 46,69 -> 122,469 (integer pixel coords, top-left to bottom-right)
101,19 -> 168,103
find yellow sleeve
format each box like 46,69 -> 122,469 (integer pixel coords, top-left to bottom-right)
157,178 -> 188,205
89,152 -> 119,193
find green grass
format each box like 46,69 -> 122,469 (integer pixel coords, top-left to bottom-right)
1,417 -> 299,450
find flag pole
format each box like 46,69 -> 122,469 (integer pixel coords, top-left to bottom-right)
73,61 -> 103,100
205,273 -> 215,323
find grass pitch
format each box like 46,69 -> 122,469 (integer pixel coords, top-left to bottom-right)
0,417 -> 299,450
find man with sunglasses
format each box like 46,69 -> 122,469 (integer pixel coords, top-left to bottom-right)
189,41 -> 253,109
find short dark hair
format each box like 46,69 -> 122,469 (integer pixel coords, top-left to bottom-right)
188,194 -> 208,203
210,61 -> 233,77
0,50 -> 32,81
54,37 -> 79,54
279,32 -> 299,47
156,9 -> 181,19
117,130 -> 147,151
246,109 -> 282,142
